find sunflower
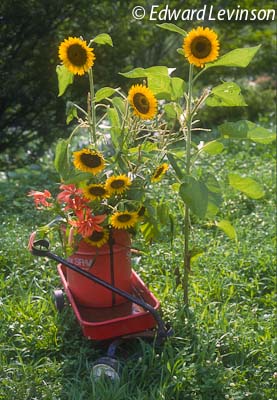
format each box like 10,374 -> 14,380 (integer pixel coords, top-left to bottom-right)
151,163 -> 169,182
84,229 -> 109,248
58,37 -> 95,75
110,211 -> 138,230
83,184 -> 109,201
73,149 -> 105,175
183,27 -> 219,68
105,175 -> 131,195
128,84 -> 157,120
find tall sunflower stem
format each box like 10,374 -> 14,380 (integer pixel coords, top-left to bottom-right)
183,64 -> 194,306
88,69 -> 97,146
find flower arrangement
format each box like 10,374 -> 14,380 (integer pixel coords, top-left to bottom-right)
28,33 -> 172,252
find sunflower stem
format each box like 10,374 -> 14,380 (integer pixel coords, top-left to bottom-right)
88,69 -> 97,145
183,64 -> 194,306
192,66 -> 207,84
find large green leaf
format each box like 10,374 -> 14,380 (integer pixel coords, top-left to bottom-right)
199,140 -> 224,155
111,97 -> 126,115
56,65 -> 73,97
206,82 -> 247,107
229,173 -> 265,199
179,176 -> 208,218
95,87 -> 116,102
119,66 -> 171,79
92,33 -> 113,47
54,139 -> 71,180
148,75 -> 171,99
216,220 -> 237,240
107,108 -> 121,148
205,45 -> 261,69
167,153 -> 184,180
219,120 -> 276,144
170,77 -> 186,100
156,23 -> 187,36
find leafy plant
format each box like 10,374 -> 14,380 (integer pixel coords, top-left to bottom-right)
122,24 -> 275,305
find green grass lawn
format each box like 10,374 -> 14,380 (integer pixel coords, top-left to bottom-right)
0,141 -> 276,400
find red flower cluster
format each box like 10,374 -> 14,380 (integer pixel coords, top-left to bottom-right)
28,190 -> 52,209
28,184 -> 106,238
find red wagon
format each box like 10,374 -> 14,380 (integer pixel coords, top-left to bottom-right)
30,237 -> 171,380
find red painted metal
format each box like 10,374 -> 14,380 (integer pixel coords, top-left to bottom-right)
58,264 -> 160,341
65,230 -> 132,308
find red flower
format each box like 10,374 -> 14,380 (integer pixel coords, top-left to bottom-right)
69,210 -> 106,237
28,190 -> 52,209
57,184 -> 89,214
57,184 -> 83,204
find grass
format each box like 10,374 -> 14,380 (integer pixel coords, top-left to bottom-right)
0,140 -> 276,399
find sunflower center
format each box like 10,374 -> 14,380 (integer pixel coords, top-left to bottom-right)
89,186 -> 106,196
67,44 -> 88,66
154,167 -> 163,179
88,231 -> 104,241
191,36 -> 212,59
117,214 -> 131,222
80,153 -> 101,168
111,179 -> 125,189
133,93 -> 150,114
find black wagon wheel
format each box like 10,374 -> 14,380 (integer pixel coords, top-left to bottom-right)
53,289 -> 65,312
92,356 -> 121,382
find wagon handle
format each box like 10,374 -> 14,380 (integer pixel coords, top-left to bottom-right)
30,238 -> 171,341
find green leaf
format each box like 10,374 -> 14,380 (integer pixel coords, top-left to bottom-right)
111,96 -> 126,116
120,66 -> 175,99
199,140 -> 224,155
54,139 -> 71,180
216,220 -> 237,240
167,153 -> 184,180
119,66 -> 170,79
95,87 -> 116,102
156,23 -> 187,36
179,177 -> 208,218
229,173 -> 265,199
107,108 -> 121,148
205,174 -> 222,217
205,45 -> 261,69
157,202 -> 169,225
170,77 -> 186,100
66,102 -> 78,125
148,75 -> 171,99
190,247 -> 205,263
92,33 -> 113,47
219,120 -> 276,144
56,65 -> 74,97
206,82 -> 247,107
63,171 -> 94,184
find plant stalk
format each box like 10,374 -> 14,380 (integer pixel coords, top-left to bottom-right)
88,69 -> 97,145
183,64 -> 194,306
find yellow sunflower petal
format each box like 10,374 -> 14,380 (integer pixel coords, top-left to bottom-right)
58,37 -> 95,75
128,84 -> 157,120
83,184 -> 109,201
105,175 -> 131,195
151,163 -> 169,182
110,211 -> 138,230
73,149 -> 105,175
183,27 -> 219,68
84,229 -> 109,248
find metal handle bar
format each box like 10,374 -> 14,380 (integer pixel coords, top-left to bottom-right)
30,239 -> 169,339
